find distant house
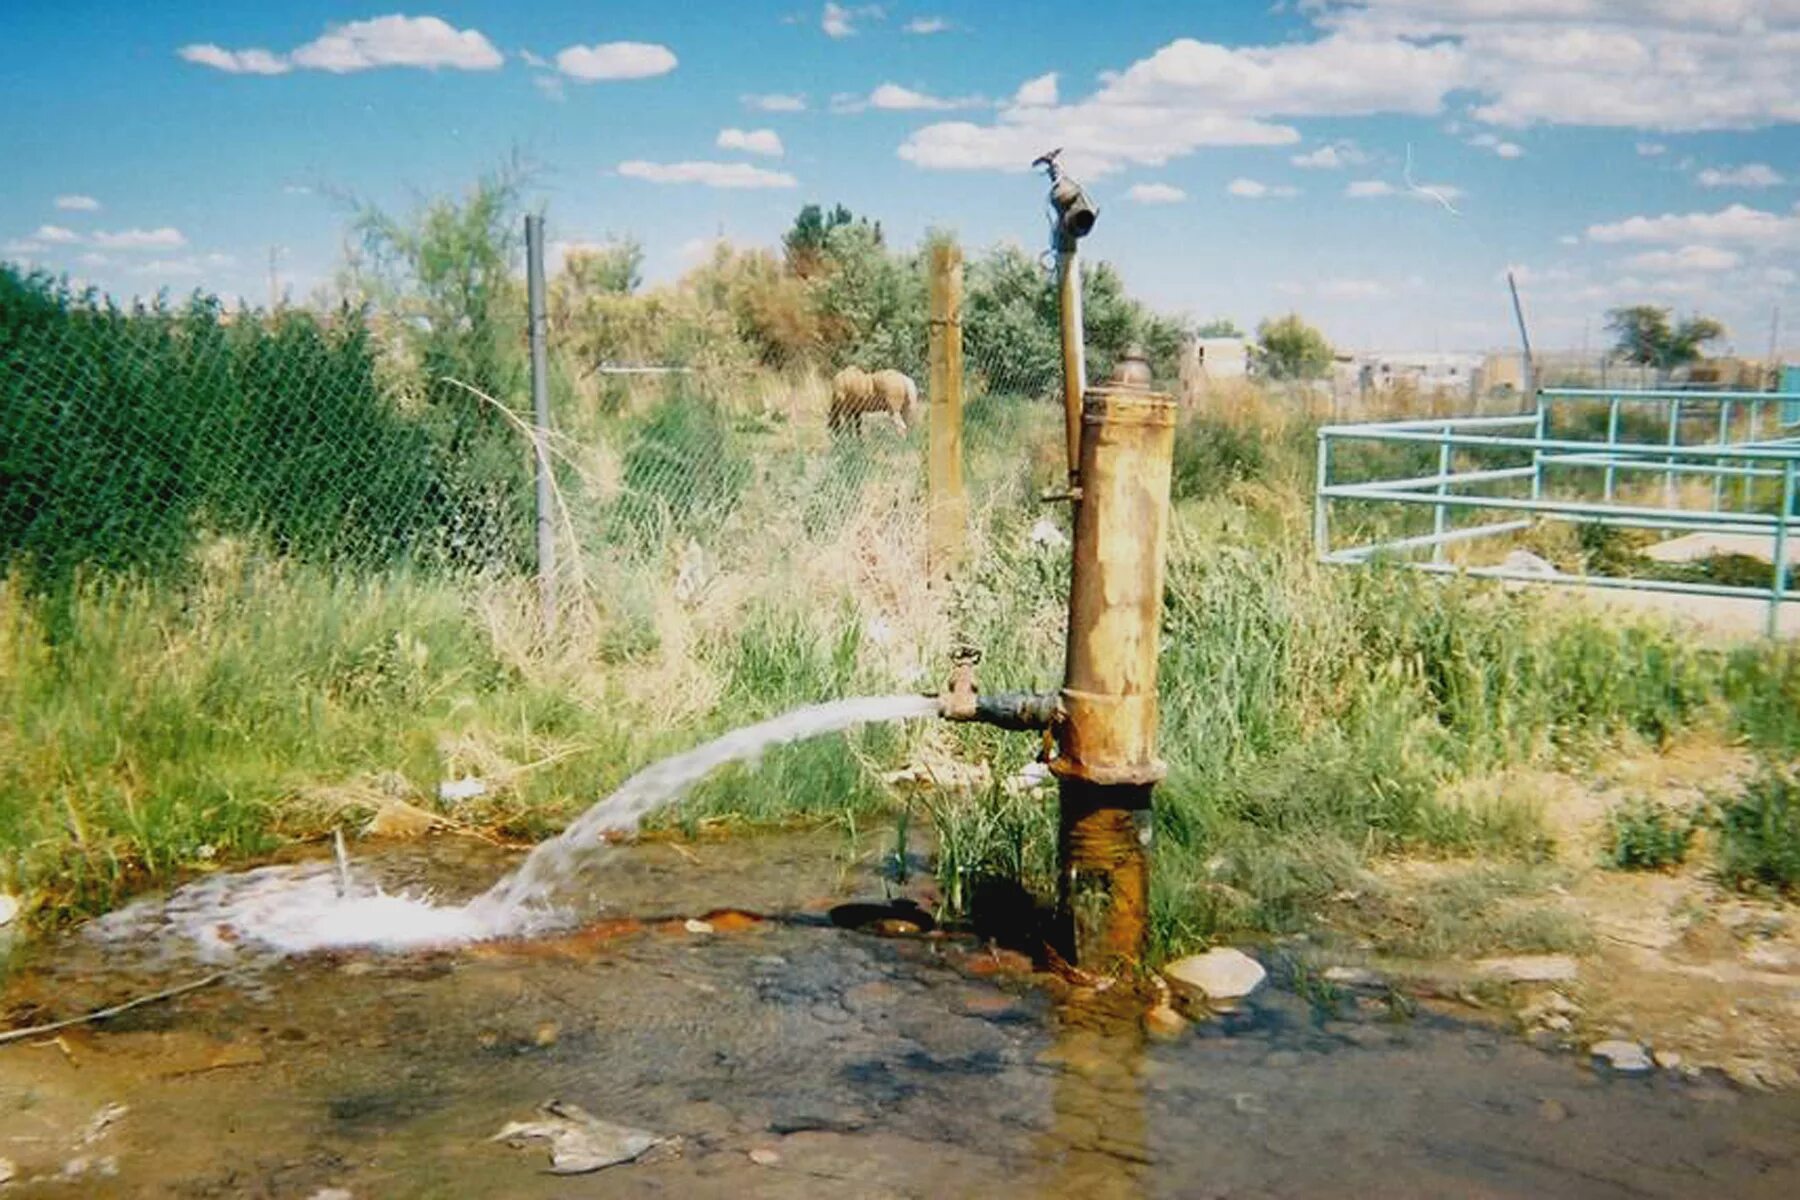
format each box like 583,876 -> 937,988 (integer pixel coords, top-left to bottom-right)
1334,351 -> 1485,398
1180,336 -> 1251,399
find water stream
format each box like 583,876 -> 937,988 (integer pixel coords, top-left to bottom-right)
89,694 -> 939,960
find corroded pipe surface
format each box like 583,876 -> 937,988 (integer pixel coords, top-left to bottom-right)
1051,355 -> 1175,971
1050,372 -> 1176,788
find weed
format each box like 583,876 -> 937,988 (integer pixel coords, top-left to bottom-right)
1716,767 -> 1800,894
1602,798 -> 1699,870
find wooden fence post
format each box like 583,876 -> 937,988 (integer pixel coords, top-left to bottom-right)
928,240 -> 967,583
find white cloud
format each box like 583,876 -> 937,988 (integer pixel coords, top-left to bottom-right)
1291,141 -> 1366,169
130,258 -> 205,278
823,3 -> 883,38
555,41 -> 677,81
92,227 -> 188,250
1227,177 -> 1299,199
1636,141 -> 1667,156
1696,162 -> 1785,188
1342,178 -> 1464,204
179,15 -> 502,76
76,252 -> 108,267
1467,131 -> 1523,157
904,17 -> 952,35
861,83 -> 983,112
900,33 -> 1458,175
1587,203 -> 1800,245
3,239 -> 46,255
617,160 -> 798,189
717,127 -> 785,157
1127,183 -> 1187,204
903,5 -> 1800,178
1559,233 -> 1580,245
1767,266 -> 1798,286
744,92 -> 807,112
178,44 -> 291,75
54,194 -> 101,212
33,224 -> 82,244
1623,244 -> 1742,271
1013,72 -> 1058,108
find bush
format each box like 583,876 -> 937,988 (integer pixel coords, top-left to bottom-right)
1603,799 -> 1698,870
1171,416 -> 1269,502
1716,768 -> 1800,894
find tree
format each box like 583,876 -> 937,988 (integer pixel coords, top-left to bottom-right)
783,203 -> 861,278
1606,304 -> 1726,370
1256,313 -> 1333,380
562,238 -> 642,297
1196,318 -> 1244,339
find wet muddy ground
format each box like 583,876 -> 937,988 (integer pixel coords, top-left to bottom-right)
3,830 -> 1799,1198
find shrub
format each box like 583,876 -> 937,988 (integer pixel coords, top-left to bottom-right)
1716,767 -> 1800,894
1603,799 -> 1698,870
1171,416 -> 1268,502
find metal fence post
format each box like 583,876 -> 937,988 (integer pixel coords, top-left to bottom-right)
1604,395 -> 1621,502
1771,459 -> 1795,639
525,214 -> 556,634
927,239 -> 967,583
1314,431 -> 1332,558
1433,423 -> 1452,563
1664,395 -> 1682,509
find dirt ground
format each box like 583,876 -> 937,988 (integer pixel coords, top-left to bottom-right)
1352,735 -> 1800,1088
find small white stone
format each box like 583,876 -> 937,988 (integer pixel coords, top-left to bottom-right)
437,778 -> 488,804
1590,1039 -> 1653,1073
0,1157 -> 15,1185
1165,948 -> 1267,1002
0,893 -> 18,927
683,919 -> 714,935
1322,966 -> 1383,987
1476,955 -> 1579,984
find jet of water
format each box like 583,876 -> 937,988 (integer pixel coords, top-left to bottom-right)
94,695 -> 940,958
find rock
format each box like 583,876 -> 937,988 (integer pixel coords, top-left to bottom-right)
1164,948 -> 1266,1004
1476,955 -> 1579,984
438,777 -> 487,804
0,893 -> 18,927
493,1101 -> 668,1174
683,919 -> 714,935
1322,966 -> 1384,988
364,798 -> 446,839
533,1022 -> 560,1048
0,1157 -> 13,1185
308,1191 -> 354,1200
1537,1098 -> 1569,1123
748,1148 -> 780,1167
1143,1003 -> 1185,1040
1654,1050 -> 1683,1070
1028,517 -> 1070,550
1590,1039 -> 1653,1073
1501,549 -> 1558,577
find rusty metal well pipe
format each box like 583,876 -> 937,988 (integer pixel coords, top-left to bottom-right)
1056,244 -> 1086,486
1049,354 -> 1175,971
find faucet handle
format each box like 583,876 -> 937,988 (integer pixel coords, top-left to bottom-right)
940,646 -> 980,721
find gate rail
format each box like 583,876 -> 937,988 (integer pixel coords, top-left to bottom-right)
1315,388 -> 1800,635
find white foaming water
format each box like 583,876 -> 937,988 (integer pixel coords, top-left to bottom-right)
91,695 -> 938,959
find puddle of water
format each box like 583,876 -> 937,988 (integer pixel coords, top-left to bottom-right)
4,830 -> 1800,1198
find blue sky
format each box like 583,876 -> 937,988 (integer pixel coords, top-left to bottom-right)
2,1 -> 1796,352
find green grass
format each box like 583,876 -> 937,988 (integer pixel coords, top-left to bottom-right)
8,379 -> 1800,969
